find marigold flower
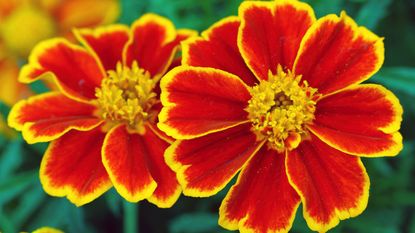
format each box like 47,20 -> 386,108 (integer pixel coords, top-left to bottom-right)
8,14 -> 196,207
0,0 -> 119,107
158,0 -> 403,232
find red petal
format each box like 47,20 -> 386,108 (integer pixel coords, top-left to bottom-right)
142,29 -> 197,73
159,67 -> 251,139
19,38 -> 105,102
173,29 -> 198,47
309,84 -> 403,157
219,146 -> 300,232
148,121 -> 174,144
286,134 -> 370,232
102,124 -> 156,202
40,128 -> 111,206
238,0 -> 315,80
103,124 -> 180,206
166,123 -> 262,197
74,25 -> 129,71
124,14 -> 178,77
294,12 -> 384,95
141,124 -> 181,208
183,16 -> 257,86
8,92 -> 103,144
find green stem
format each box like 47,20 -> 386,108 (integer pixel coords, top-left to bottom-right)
123,201 -> 139,233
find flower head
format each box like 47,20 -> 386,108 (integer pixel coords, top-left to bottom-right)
158,0 -> 403,232
8,14 -> 196,206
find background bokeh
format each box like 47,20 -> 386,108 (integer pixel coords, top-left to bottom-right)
1,0 -> 415,232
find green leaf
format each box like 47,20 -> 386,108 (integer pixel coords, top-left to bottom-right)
27,142 -> 48,156
64,204 -> 88,233
291,206 -> 310,233
356,0 -> 392,30
29,80 -> 50,94
10,182 -> 46,230
0,101 -> 10,117
0,134 -> 6,149
105,189 -> 122,217
373,67 -> 415,97
409,214 -> 415,233
0,211 -> 15,233
0,139 -> 24,179
393,141 -> 414,188
27,199 -> 70,231
344,208 -> 402,233
303,0 -> 344,17
0,170 -> 37,206
119,0 -> 147,24
169,213 -> 227,233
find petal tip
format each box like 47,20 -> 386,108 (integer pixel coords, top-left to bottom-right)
101,126 -> 159,203
147,185 -> 182,208
131,13 -> 177,44
286,141 -> 370,233
117,181 -> 158,203
40,156 -> 112,207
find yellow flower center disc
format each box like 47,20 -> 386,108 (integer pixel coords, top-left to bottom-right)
0,4 -> 56,57
95,62 -> 158,134
246,65 -> 320,152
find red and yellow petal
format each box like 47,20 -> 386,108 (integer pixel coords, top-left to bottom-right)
286,134 -> 370,232
55,0 -> 119,35
161,28 -> 198,71
165,123 -> 263,197
309,84 -> 403,157
159,66 -> 251,139
238,0 -> 316,81
173,29 -> 198,48
19,38 -> 105,102
102,124 -> 157,202
182,16 -> 257,86
147,121 -> 174,144
141,124 -> 181,208
8,92 -> 103,144
294,12 -> 384,95
219,146 -> 300,233
40,128 -> 112,206
74,25 -> 129,71
102,124 -> 180,207
124,13 -> 177,78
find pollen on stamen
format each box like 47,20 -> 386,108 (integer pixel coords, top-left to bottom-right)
246,65 -> 320,152
95,61 -> 157,134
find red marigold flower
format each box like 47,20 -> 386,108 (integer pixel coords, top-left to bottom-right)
158,0 -> 403,232
7,14 -> 196,207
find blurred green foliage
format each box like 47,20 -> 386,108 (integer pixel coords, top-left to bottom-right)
1,0 -> 415,232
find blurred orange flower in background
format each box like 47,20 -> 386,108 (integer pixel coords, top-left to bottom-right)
0,0 -> 119,106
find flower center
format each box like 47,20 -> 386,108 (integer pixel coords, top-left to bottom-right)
95,62 -> 158,134
246,66 -> 320,152
0,3 -> 56,57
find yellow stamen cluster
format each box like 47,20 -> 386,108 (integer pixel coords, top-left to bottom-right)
246,65 -> 320,152
96,62 -> 157,134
